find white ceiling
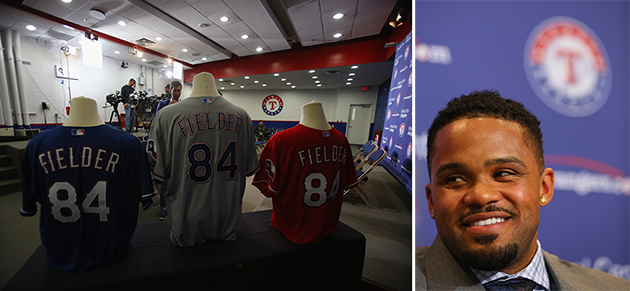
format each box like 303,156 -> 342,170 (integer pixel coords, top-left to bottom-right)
0,0 -> 405,89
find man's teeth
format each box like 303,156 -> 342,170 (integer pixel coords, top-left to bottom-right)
470,217 -> 506,226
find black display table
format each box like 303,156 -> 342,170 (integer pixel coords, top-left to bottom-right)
3,210 -> 366,291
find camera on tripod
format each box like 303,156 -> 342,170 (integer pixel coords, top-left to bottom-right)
106,91 -> 122,106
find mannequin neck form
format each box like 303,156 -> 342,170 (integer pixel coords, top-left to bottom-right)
299,101 -> 331,130
63,96 -> 104,127
187,72 -> 220,98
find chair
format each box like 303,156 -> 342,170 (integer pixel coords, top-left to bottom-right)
354,143 -> 377,171
352,140 -> 374,165
344,148 -> 387,208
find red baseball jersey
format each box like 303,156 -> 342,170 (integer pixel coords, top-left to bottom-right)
252,124 -> 358,243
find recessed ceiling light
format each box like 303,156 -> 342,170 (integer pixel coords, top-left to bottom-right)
155,37 -> 162,41
333,33 -> 342,38
240,85 -> 244,88
262,84 -> 267,87
220,16 -> 229,22
291,86 -> 296,88
89,8 -> 106,20
136,51 -> 143,57
351,65 -> 359,69
62,0 -> 72,3
163,65 -> 167,68
198,23 -> 211,28
312,76 -> 318,79
286,82 -> 291,85
221,87 -> 225,90
26,25 -> 36,31
346,82 -> 351,85
333,13 -> 344,20
114,50 -> 120,54
254,80 -> 259,84
281,78 -> 286,81
244,76 -> 250,79
219,79 -> 224,81
256,47 -> 263,52
202,57 -> 207,61
118,20 -> 127,26
142,58 -> 147,62
349,72 -> 356,76
231,83 -> 235,85
182,48 -> 188,52
241,34 -> 249,39
273,73 -> 279,77
308,70 -> 315,73
317,84 -> 322,87
347,78 -> 353,81
315,80 -> 320,84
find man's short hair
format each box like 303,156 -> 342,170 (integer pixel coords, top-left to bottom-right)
426,90 -> 544,176
171,80 -> 182,88
129,78 -> 135,83
165,84 -> 171,89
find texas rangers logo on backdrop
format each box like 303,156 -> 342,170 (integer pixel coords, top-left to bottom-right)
262,94 -> 283,116
524,16 -> 612,117
387,109 -> 391,120
399,122 -> 406,137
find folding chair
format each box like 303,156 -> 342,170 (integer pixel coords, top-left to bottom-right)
344,148 -> 387,208
352,140 -> 374,162
354,143 -> 377,170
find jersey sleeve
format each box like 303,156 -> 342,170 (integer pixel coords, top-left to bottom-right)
252,135 -> 281,197
148,113 -> 168,182
341,140 -> 359,191
242,113 -> 259,177
19,142 -> 39,216
131,137 -> 154,200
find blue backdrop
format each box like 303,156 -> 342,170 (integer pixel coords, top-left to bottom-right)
381,32 -> 413,194
415,1 -> 629,279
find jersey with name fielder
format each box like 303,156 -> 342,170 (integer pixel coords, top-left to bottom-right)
149,96 -> 258,246
252,124 -> 358,244
20,125 -> 153,271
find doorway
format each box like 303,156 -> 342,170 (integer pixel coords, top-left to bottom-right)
346,104 -> 372,144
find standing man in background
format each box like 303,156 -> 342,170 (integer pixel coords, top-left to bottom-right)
121,78 -> 136,133
156,80 -> 182,113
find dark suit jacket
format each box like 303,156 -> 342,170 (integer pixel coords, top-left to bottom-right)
416,236 -> 630,291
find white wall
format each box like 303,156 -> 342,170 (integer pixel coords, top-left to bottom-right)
14,35 -> 169,125
11,34 -> 378,127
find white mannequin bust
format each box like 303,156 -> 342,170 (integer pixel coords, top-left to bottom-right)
299,100 -> 331,130
187,72 -> 220,98
63,96 -> 104,127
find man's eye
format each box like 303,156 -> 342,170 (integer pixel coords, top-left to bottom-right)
445,176 -> 464,183
494,171 -> 514,178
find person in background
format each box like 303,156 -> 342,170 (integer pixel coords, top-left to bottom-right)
254,120 -> 269,141
156,80 -> 182,113
121,78 -> 135,133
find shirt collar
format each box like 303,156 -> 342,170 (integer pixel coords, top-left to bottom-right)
470,240 -> 550,291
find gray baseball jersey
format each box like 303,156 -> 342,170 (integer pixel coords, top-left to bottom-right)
149,96 -> 258,246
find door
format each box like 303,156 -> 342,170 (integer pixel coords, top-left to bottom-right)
346,104 -> 372,144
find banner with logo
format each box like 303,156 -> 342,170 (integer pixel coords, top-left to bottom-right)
380,32 -> 413,193
415,1 -> 629,279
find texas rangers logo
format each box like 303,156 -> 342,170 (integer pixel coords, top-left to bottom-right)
394,68 -> 398,80
408,71 -> 413,87
262,94 -> 283,116
407,142 -> 412,158
399,122 -> 405,137
404,45 -> 409,60
396,93 -> 401,106
524,16 -> 612,117
387,109 -> 391,120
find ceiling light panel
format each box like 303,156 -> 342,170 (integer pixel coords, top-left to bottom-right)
31,0 -> 75,19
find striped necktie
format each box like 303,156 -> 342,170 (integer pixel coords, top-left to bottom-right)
483,277 -> 538,291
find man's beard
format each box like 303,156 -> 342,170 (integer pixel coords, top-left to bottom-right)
461,238 -> 519,271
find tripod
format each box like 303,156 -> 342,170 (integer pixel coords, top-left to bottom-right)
108,103 -> 122,129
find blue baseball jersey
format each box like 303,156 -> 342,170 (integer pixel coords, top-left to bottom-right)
20,125 -> 153,271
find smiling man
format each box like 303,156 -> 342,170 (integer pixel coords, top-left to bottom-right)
416,90 -> 629,290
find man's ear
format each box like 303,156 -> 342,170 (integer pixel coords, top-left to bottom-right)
426,183 -> 435,219
540,168 -> 554,206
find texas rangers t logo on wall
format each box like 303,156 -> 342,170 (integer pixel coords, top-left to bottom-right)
524,16 -> 612,117
262,94 -> 283,116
